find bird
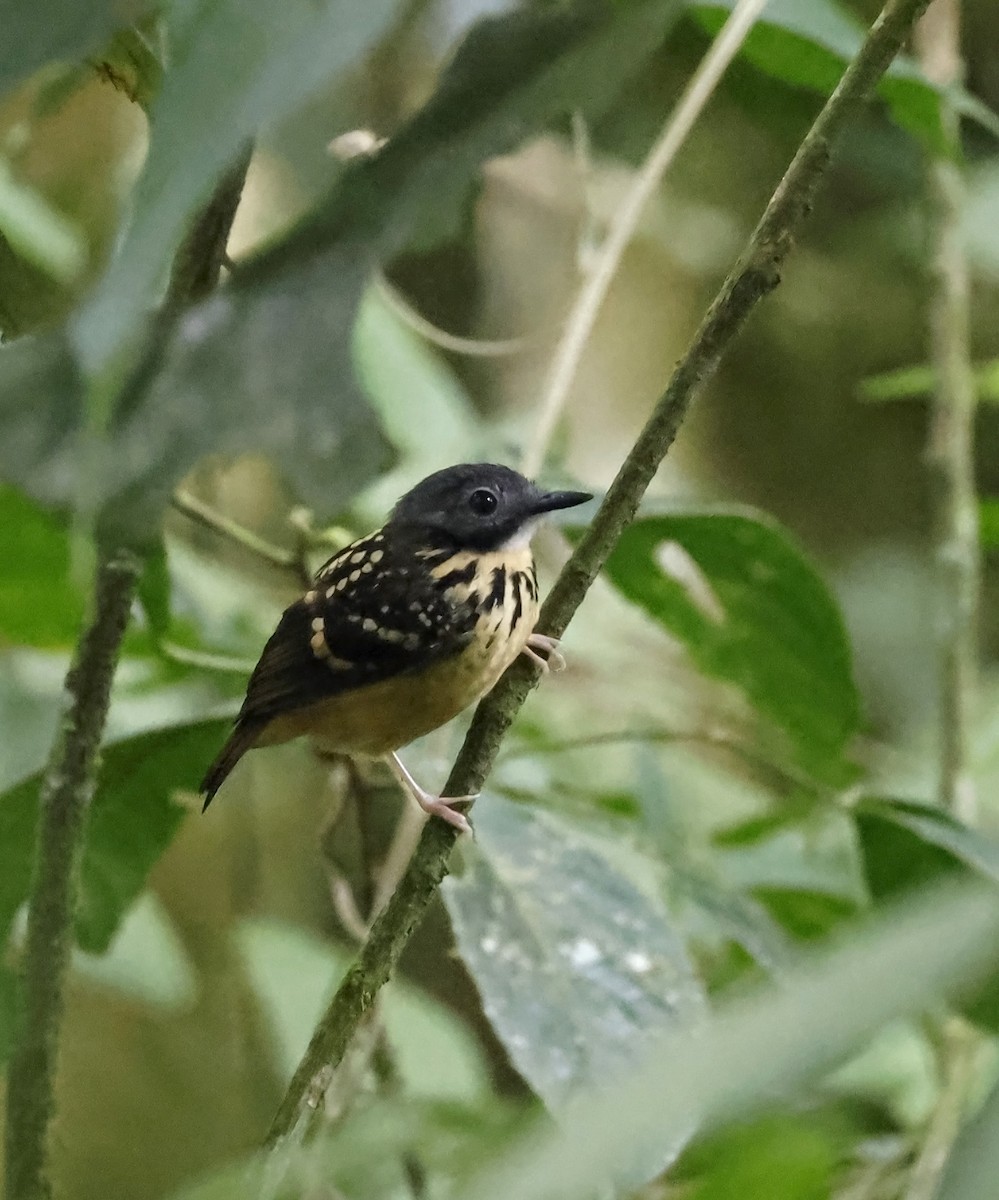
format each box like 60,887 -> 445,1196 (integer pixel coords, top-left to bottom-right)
200,463 -> 592,833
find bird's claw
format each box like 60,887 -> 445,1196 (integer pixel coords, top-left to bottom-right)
417,793 -> 476,835
524,632 -> 566,673
387,752 -> 476,834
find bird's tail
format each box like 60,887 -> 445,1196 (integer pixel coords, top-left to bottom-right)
200,720 -> 263,811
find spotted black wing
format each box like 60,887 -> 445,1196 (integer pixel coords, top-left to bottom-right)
235,532 -> 476,728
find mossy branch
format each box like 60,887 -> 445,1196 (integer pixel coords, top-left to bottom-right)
265,0 -> 933,1149
2,552 -> 140,1200
2,154 -> 251,1200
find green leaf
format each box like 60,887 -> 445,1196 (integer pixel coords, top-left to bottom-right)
592,509 -> 860,785
0,964 -> 17,1061
858,360 -> 999,404
443,795 -> 706,1178
981,499 -> 999,550
688,0 -> 993,149
0,0 -> 150,102
74,0 -> 401,371
855,798 -> 999,903
0,717 -> 223,971
0,158 -> 86,284
136,538 -> 171,641
674,1111 -> 844,1200
0,485 -> 84,647
753,887 -> 859,942
857,363 -> 937,402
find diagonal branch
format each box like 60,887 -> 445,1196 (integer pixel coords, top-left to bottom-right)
265,0 -> 934,1150
2,152 -> 251,1200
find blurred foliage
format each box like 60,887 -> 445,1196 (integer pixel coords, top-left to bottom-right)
1,0 -> 999,1198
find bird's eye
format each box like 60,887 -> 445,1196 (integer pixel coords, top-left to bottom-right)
468,487 -> 498,516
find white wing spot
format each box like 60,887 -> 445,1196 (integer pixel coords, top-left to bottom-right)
369,549 -> 384,564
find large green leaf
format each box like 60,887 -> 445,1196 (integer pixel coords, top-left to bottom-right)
73,0 -> 400,371
0,717 -> 224,979
592,509 -> 859,785
443,795 -> 706,1179
0,306 -> 391,546
690,0 -> 999,149
459,881 -> 999,1200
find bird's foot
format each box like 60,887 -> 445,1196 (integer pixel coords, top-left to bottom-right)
523,632 -> 566,673
387,752 -> 476,834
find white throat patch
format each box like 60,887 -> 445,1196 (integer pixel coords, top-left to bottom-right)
496,518 -> 540,552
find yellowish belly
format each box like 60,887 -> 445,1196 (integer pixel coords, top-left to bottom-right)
257,598 -> 535,756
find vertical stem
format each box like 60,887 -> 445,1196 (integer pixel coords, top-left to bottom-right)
919,0 -> 979,825
3,552 -> 141,1200
905,5 -> 980,1200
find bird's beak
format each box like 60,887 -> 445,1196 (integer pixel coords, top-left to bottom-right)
530,488 -> 593,516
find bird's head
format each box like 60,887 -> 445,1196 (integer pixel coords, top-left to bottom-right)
388,463 -> 592,552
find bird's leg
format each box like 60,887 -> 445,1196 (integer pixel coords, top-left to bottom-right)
522,631 -> 566,673
386,752 -> 476,835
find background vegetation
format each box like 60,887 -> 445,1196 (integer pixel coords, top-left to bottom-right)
2,0 -> 999,1198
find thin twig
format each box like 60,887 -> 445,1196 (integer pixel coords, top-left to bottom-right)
3,151 -> 251,1200
375,272 -> 537,358
520,0 -> 771,480
264,0 -> 932,1149
918,0 -> 979,826
906,1019 -> 978,1200
510,725 -> 827,795
170,488 -> 301,574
